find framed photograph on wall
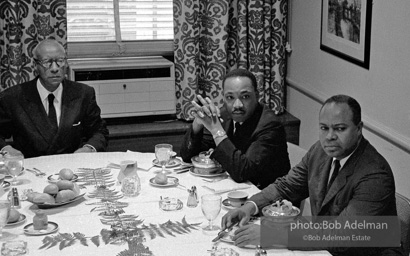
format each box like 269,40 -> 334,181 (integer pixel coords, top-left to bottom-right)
320,0 -> 372,69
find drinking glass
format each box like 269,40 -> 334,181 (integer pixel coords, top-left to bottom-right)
0,201 -> 10,239
201,194 -> 222,232
5,154 -> 24,186
154,144 -> 173,174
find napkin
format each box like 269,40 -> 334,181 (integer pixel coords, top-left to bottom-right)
117,161 -> 138,184
202,179 -> 251,194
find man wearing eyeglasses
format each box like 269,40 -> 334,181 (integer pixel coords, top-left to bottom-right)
0,39 -> 108,158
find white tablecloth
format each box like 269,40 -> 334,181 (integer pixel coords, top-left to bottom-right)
1,152 -> 330,256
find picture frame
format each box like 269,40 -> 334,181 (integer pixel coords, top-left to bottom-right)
320,0 -> 372,69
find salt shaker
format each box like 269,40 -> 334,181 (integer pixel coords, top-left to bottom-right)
187,186 -> 198,208
255,245 -> 267,256
11,188 -> 20,208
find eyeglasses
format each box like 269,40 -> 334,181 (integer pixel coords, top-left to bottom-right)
34,58 -> 67,69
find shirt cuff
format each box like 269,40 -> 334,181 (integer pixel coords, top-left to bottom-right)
246,201 -> 259,215
83,144 -> 97,152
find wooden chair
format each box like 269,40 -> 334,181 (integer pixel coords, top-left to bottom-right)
396,192 -> 410,255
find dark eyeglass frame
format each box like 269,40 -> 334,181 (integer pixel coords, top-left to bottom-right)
34,57 -> 67,69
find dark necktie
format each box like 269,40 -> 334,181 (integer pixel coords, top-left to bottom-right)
327,160 -> 340,191
48,94 -> 58,132
234,122 -> 241,135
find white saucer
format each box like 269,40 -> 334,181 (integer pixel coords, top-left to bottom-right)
149,176 -> 179,187
152,159 -> 182,168
6,214 -> 26,226
23,221 -> 59,236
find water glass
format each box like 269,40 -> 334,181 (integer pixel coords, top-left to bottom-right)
5,154 -> 24,186
154,144 -> 173,174
201,194 -> 222,232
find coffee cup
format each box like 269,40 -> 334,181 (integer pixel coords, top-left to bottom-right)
227,191 -> 248,207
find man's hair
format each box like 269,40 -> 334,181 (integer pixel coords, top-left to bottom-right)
322,94 -> 361,125
222,69 -> 258,91
33,39 -> 66,59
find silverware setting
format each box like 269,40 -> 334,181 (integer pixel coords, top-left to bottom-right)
26,168 -> 46,176
33,167 -> 47,176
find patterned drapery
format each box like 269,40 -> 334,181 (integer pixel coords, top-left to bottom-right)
0,0 -> 67,91
173,0 -> 288,120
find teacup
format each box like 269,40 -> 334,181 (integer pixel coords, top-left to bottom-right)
227,191 -> 248,207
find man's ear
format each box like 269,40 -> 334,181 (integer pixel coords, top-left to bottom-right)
357,121 -> 364,135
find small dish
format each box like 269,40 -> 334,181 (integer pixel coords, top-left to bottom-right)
47,174 -> 79,183
189,167 -> 225,177
6,214 -> 26,226
23,221 -> 59,236
159,197 -> 183,211
152,158 -> 182,168
2,181 -> 11,190
149,176 -> 179,187
34,193 -> 85,209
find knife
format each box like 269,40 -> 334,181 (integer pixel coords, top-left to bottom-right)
211,222 -> 236,242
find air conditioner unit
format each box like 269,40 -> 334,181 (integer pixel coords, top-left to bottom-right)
67,56 -> 175,118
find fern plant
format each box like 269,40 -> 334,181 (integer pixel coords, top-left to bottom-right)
40,168 -> 202,256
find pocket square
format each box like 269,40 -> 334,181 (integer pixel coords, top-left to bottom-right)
72,121 -> 81,126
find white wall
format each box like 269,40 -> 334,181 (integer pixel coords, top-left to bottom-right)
286,0 -> 410,198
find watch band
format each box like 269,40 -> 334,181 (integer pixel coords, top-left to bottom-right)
212,130 -> 227,140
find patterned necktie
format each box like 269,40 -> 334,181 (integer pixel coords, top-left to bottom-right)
48,94 -> 58,132
327,160 -> 340,192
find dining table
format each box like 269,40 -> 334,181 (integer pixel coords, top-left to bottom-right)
0,151 -> 331,256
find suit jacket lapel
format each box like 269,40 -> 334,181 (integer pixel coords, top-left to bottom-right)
313,157 -> 333,213
320,138 -> 366,209
20,79 -> 55,144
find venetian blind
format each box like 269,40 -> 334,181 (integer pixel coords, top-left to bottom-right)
66,0 -> 173,42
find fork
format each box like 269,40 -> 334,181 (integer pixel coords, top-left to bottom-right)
33,167 -> 47,176
26,168 -> 43,177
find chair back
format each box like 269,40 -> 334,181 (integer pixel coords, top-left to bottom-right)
396,192 -> 410,255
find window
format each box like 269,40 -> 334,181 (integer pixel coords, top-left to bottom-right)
66,0 -> 174,57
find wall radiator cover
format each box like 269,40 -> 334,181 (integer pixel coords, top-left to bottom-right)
68,56 -> 175,118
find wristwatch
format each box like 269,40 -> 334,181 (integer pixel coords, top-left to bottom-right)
212,130 -> 227,140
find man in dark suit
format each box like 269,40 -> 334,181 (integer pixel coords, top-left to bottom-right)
0,39 -> 108,158
180,69 -> 290,189
221,95 -> 403,255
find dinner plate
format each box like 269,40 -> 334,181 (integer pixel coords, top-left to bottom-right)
2,181 -> 11,190
47,173 -> 79,183
149,176 -> 179,187
152,158 -> 182,168
189,167 -> 226,177
34,193 -> 85,209
6,214 -> 26,226
23,221 -> 59,236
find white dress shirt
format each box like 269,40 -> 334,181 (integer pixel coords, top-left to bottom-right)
36,80 -> 63,126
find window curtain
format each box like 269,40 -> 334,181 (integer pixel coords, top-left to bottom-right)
173,0 -> 288,120
0,0 -> 67,91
